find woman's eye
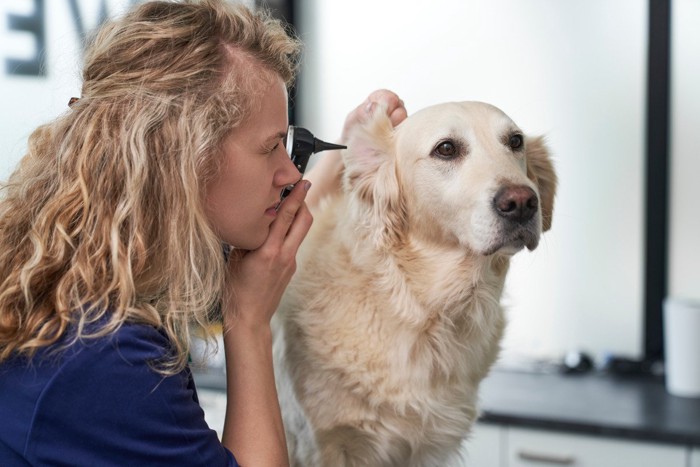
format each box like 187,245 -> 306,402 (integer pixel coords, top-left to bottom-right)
265,142 -> 281,154
509,134 -> 524,150
434,141 -> 458,158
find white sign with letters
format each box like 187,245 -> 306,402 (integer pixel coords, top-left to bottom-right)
0,0 -> 137,179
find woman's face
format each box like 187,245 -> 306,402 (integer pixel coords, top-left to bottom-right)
204,76 -> 300,250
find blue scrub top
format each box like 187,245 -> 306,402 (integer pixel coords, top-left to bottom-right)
0,321 -> 238,467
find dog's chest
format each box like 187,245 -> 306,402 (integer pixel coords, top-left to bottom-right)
287,243 -> 507,399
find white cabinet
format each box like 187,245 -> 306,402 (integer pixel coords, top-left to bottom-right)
691,447 -> 700,467
462,423 -> 503,467
463,423 -> 690,467
507,427 -> 686,467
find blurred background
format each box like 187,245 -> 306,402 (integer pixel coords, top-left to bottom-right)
1,0 -> 698,369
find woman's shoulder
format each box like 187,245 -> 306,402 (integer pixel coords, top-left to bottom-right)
30,321 -> 196,443
53,320 -> 185,394
2,320 -> 182,410
27,320 -> 174,370
104,320 -> 175,363
0,320 -> 173,384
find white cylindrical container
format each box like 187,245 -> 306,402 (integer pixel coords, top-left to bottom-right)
664,298 -> 700,398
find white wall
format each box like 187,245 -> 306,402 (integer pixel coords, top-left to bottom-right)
670,0 -> 700,303
0,1 -> 138,178
295,0 -> 649,361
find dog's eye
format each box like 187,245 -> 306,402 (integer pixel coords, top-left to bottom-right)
434,141 -> 458,159
509,134 -> 524,150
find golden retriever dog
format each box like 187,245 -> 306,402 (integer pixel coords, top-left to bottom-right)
273,101 -> 557,466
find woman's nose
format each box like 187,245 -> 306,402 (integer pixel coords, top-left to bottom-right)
275,148 -> 302,187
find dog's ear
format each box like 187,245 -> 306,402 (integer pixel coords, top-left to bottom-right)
526,136 -> 557,232
342,105 -> 395,196
342,105 -> 406,246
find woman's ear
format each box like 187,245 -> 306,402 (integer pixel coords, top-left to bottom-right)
526,136 -> 557,232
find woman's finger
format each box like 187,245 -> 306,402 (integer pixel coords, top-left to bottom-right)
282,201 -> 313,252
389,104 -> 408,127
265,180 -> 311,249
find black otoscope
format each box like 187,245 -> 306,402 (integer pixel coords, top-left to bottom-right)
280,126 -> 347,200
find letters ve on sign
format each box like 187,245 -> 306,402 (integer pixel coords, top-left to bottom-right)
3,0 -> 140,77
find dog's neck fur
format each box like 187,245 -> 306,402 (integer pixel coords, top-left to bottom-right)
320,193 -> 510,379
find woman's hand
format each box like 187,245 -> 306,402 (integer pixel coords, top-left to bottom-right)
305,89 -> 407,210
222,180 -> 313,329
340,89 -> 407,143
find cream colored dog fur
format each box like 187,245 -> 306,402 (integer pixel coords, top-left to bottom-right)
274,101 -> 557,466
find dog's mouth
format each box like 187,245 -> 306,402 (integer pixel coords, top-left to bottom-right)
482,226 -> 540,256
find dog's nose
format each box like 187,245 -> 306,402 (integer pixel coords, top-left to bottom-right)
493,185 -> 538,223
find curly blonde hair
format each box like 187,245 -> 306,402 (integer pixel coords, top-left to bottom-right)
0,0 -> 301,373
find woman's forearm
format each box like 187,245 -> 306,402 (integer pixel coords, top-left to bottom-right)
221,320 -> 289,466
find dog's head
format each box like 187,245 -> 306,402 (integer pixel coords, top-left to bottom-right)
342,101 -> 557,256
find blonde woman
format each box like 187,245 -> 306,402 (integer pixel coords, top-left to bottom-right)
0,1 -> 406,466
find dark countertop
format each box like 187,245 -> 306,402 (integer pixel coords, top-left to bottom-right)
477,368 -> 700,446
192,366 -> 700,447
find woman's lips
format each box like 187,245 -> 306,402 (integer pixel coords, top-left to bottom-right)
266,200 -> 280,216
